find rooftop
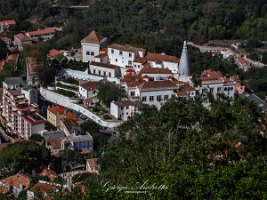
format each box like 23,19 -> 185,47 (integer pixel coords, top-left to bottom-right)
0,173 -> 30,191
42,131 -> 65,143
199,69 -> 224,81
113,100 -> 142,107
108,44 -> 145,53
139,67 -> 172,74
80,81 -> 98,91
14,33 -> 32,42
48,105 -> 65,115
66,134 -> 93,143
30,182 -> 58,193
26,28 -> 56,36
138,80 -> 177,91
81,30 -> 106,44
145,52 -> 179,64
4,77 -> 26,87
90,61 -> 118,70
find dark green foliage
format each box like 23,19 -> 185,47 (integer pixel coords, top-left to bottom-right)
97,81 -> 125,106
62,96 -> 267,199
0,141 -> 50,175
29,134 -> 44,142
0,40 -> 8,60
64,60 -> 88,71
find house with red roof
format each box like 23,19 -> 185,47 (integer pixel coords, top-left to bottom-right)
198,69 -> 236,98
0,173 -> 30,198
145,52 -> 179,74
39,167 -> 58,182
47,105 -> 66,128
79,81 -> 99,105
139,67 -> 173,81
27,181 -> 59,200
89,61 -> 121,78
235,56 -> 250,71
13,33 -> 32,50
0,20 -> 16,32
81,30 -> 108,62
26,28 -> 56,41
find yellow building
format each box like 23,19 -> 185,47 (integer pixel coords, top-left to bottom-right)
47,105 -> 65,128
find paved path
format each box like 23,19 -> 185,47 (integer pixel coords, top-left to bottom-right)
240,92 -> 267,111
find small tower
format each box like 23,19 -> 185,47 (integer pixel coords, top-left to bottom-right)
178,41 -> 191,77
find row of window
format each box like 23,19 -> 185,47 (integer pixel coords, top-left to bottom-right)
92,69 -> 112,77
113,58 -> 132,66
142,95 -> 174,102
111,49 -> 132,57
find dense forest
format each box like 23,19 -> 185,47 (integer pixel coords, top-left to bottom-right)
1,0 -> 267,54
50,96 -> 267,199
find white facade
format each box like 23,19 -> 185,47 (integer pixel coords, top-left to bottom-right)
89,62 -> 121,78
110,100 -> 141,121
82,43 -> 100,63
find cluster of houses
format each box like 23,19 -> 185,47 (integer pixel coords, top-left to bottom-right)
45,30 -> 244,121
0,157 -> 99,199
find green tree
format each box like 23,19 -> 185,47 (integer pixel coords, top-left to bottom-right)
0,40 -> 8,60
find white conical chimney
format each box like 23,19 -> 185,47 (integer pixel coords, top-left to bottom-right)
178,41 -> 191,77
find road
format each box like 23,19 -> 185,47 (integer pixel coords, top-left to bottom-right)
240,92 -> 267,111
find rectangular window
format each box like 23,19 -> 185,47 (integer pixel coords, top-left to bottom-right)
109,72 -> 111,77
164,95 -> 168,100
119,51 -> 123,56
86,51 -> 90,55
111,49 -> 114,54
149,96 -> 154,102
157,95 -> 162,102
130,91 -> 135,96
129,53 -> 132,57
142,96 -> 147,102
104,71 -> 106,76
91,52 -> 94,56
128,61 -> 132,65
126,106 -> 129,109
98,70 -> 101,75
93,69 -> 96,74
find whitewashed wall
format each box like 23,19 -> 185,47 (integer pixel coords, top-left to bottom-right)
40,87 -> 122,128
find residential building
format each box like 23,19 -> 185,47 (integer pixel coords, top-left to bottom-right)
41,131 -> 65,154
137,80 -> 177,109
133,57 -> 149,74
2,77 -> 45,138
47,105 -> 65,128
198,69 -> 236,98
62,134 -> 93,151
145,52 -> 179,74
26,28 -> 56,41
13,33 -> 32,50
89,61 -> 121,78
39,167 -> 58,182
0,173 -> 30,198
235,56 -> 250,71
26,57 -> 40,86
108,44 -> 145,75
110,100 -> 142,121
177,82 -> 196,100
81,30 -> 107,62
79,81 -> 98,100
60,118 -> 83,137
86,158 -> 99,174
0,20 -> 16,32
27,181 -> 59,200
139,67 -> 173,81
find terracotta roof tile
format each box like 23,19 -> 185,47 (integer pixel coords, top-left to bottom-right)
145,52 -> 179,64
30,182 -> 57,193
139,67 -> 172,74
15,33 -> 32,42
95,53 -> 107,58
200,69 -> 223,81
27,29 -> 56,36
0,174 -> 30,190
133,57 -> 147,64
108,44 -> 145,53
80,81 -> 98,91
48,105 -> 65,115
0,20 -> 16,25
113,100 -> 142,107
138,80 -> 177,91
51,140 -> 61,150
90,61 -> 117,69
81,30 -> 105,44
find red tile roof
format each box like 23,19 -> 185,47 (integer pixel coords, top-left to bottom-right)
51,140 -> 61,150
0,20 -> 16,25
108,44 -> 145,53
177,83 -> 195,97
139,67 -> 172,74
40,167 -> 57,181
14,33 -> 32,42
200,69 -> 223,81
90,61 -> 117,69
95,53 -> 107,58
30,182 -> 57,193
48,49 -> 60,58
27,29 -> 56,36
0,173 -> 30,191
145,52 -> 179,64
81,30 -> 105,44
80,81 -> 98,91
236,56 -> 248,65
138,80 -> 177,91
113,100 -> 142,107
48,105 -> 65,115
134,57 -> 147,64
